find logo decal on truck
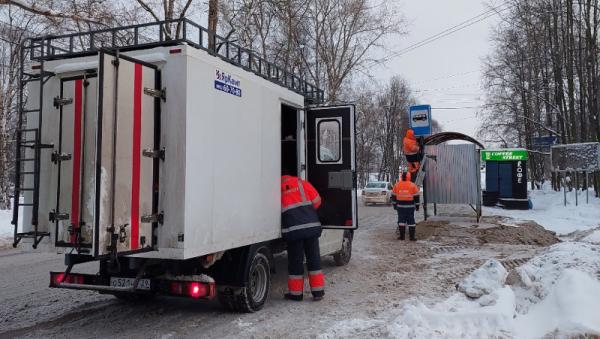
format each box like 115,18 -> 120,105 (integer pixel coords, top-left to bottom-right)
214,70 -> 242,97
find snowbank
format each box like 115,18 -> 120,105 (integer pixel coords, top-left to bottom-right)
457,259 -> 507,298
0,205 -> 15,237
321,242 -> 600,338
583,230 -> 600,244
387,242 -> 600,338
389,287 -> 515,338
484,184 -> 600,235
0,200 -> 22,246
515,269 -> 600,339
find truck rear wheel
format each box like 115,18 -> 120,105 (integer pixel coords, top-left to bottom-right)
333,231 -> 353,266
218,251 -> 271,313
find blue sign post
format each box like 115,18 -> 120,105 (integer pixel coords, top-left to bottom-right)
409,105 -> 432,136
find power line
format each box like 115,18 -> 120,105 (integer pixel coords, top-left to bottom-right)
411,69 -> 481,85
431,106 -> 483,110
369,3 -> 511,68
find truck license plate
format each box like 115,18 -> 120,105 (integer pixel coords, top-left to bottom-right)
110,277 -> 151,290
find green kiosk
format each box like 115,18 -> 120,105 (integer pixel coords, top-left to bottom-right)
481,149 -> 530,210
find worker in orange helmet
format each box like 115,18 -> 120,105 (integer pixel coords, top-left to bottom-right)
281,168 -> 325,301
403,129 -> 424,180
391,172 -> 420,241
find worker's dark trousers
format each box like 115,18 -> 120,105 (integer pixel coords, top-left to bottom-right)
405,152 -> 424,163
396,206 -> 416,240
287,236 -> 324,297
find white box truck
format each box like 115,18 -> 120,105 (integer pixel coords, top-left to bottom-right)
10,19 -> 357,312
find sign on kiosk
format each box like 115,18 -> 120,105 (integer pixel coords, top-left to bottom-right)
409,105 -> 432,136
481,149 -> 528,161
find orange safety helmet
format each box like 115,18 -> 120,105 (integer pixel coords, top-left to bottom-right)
405,129 -> 416,139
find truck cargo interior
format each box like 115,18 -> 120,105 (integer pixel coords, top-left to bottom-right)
281,104 -> 299,176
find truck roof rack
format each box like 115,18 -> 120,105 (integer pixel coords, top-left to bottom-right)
24,18 -> 324,104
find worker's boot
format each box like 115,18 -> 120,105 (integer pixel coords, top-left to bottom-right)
397,225 -> 406,240
309,270 -> 325,301
285,276 -> 304,301
409,226 -> 416,241
284,293 -> 303,301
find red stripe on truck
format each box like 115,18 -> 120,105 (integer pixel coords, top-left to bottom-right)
70,79 -> 83,244
131,64 -> 142,250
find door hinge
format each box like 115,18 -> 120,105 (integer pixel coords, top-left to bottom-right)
53,96 -> 73,108
142,148 -> 165,161
49,211 -> 69,222
141,212 -> 164,224
144,87 -> 166,101
51,151 -> 72,164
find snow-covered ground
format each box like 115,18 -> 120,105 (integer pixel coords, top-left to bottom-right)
484,184 -> 600,235
319,186 -> 600,338
372,241 -> 600,338
0,201 -> 21,249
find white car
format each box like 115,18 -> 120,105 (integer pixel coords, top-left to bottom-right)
361,181 -> 393,205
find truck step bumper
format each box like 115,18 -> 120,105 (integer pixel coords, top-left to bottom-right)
49,272 -> 216,299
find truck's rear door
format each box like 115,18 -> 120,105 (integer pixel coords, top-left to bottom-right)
93,51 -> 160,257
306,105 -> 357,229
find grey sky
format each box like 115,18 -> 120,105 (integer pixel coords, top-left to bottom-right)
373,0 -> 502,139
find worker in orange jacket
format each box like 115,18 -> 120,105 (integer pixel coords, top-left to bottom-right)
281,170 -> 325,301
403,129 -> 424,179
391,172 -> 420,241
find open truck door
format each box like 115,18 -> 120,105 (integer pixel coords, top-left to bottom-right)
93,52 -> 160,257
306,105 -> 357,229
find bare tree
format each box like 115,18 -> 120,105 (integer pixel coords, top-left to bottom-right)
480,0 -> 600,194
220,0 -> 404,102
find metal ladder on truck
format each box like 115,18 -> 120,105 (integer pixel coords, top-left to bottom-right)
11,40 -> 54,248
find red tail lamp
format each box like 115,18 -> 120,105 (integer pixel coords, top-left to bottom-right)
189,282 -> 207,298
50,272 -> 84,287
169,281 -> 212,299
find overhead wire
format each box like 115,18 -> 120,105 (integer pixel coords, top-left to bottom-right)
368,2 -> 512,68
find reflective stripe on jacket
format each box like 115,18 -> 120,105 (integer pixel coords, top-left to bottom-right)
391,179 -> 419,207
281,175 -> 322,241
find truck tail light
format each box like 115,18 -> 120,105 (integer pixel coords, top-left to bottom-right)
168,281 -> 214,299
189,282 -> 206,298
169,48 -> 182,54
50,272 -> 85,287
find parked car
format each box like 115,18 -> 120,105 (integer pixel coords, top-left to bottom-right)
362,181 -> 393,205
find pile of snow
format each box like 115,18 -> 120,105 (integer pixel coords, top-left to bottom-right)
513,241 -> 600,313
484,184 -> 600,235
389,287 -> 515,338
514,269 -> 600,338
0,205 -> 15,237
321,242 -> 600,338
388,242 -> 600,338
0,200 -> 22,246
457,259 -> 507,298
583,229 -> 600,244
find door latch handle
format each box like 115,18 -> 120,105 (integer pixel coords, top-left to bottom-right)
51,151 -> 72,164
142,148 -> 165,161
49,211 -> 69,222
141,212 -> 164,224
